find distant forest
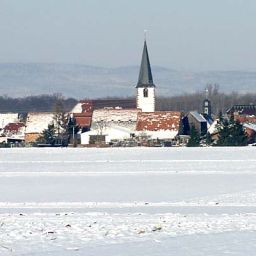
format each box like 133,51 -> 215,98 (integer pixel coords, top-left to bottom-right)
0,94 -> 77,113
0,85 -> 255,115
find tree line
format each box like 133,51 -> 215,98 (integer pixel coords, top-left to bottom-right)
156,84 -> 256,115
0,85 -> 256,114
0,94 -> 77,113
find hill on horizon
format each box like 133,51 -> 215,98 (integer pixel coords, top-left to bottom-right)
0,63 -> 256,99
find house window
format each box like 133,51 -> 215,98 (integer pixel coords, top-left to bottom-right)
143,88 -> 148,97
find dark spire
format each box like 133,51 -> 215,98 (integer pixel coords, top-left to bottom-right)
136,40 -> 155,88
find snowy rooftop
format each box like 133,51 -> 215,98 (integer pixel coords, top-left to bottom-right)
235,115 -> 256,124
136,111 -> 181,131
243,123 -> 256,132
189,111 -> 207,122
71,101 -> 93,113
0,113 -> 19,129
25,112 -> 54,133
92,109 -> 141,123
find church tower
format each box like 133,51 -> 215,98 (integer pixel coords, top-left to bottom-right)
136,40 -> 156,112
202,88 -> 212,117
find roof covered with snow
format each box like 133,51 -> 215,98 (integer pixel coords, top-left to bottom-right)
136,111 -> 181,131
189,111 -> 207,123
72,100 -> 137,114
92,109 -> 141,123
71,101 -> 93,113
25,112 -> 54,133
0,113 -> 19,129
208,120 -> 219,135
243,123 -> 256,132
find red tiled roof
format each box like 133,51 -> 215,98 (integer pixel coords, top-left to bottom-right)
4,122 -> 25,132
73,113 -> 92,127
73,112 -> 92,118
136,111 -> 181,131
235,115 -> 256,124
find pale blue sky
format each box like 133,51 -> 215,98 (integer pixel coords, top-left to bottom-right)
1,0 -> 256,71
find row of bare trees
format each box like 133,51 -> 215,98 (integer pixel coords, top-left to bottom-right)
0,94 -> 77,113
0,85 -> 255,115
156,84 -> 256,115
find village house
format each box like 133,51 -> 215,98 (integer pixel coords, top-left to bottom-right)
187,111 -> 208,136
227,104 -> 256,116
3,122 -> 26,143
81,108 -> 141,145
227,104 -> 256,123
243,123 -> 256,144
0,113 -> 24,144
25,112 -> 55,143
226,104 -> 256,144
136,111 -> 182,142
0,113 -> 19,132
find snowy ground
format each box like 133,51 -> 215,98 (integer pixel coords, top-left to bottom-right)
0,147 -> 256,255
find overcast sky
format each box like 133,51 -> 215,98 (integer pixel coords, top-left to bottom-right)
1,0 -> 256,71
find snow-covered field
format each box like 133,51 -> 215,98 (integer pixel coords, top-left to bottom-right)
0,147 -> 256,255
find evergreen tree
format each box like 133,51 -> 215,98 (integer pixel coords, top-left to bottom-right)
67,116 -> 80,146
216,114 -> 248,146
37,123 -> 56,145
187,125 -> 200,147
53,96 -> 69,145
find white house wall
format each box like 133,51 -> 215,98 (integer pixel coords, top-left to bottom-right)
81,126 -> 134,145
136,130 -> 178,140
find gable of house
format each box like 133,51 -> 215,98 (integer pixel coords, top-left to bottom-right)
25,112 -> 55,134
4,122 -> 25,134
0,113 -> 19,129
187,111 -> 207,136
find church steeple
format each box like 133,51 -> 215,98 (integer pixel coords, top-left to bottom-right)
136,39 -> 156,112
203,88 -> 212,117
136,40 -> 155,88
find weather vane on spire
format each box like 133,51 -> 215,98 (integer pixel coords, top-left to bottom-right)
144,29 -> 148,41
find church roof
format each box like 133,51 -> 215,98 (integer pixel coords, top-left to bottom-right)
136,111 -> 181,131
136,41 -> 155,88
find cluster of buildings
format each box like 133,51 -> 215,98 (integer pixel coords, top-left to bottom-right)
1,40 -> 256,147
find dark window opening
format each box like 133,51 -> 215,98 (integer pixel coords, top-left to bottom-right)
143,88 -> 148,97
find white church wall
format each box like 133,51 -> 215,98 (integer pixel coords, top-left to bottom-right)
137,87 -> 155,112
